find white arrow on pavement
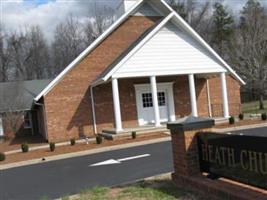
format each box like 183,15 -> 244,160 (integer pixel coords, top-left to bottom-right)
90,154 -> 150,167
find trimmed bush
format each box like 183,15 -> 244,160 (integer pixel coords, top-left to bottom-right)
21,143 -> 29,153
239,113 -> 244,120
96,135 -> 102,144
49,142 -> 55,152
262,113 -> 267,121
229,116 -> 235,125
132,131 -> 137,139
70,138 -> 76,146
0,152 -> 5,161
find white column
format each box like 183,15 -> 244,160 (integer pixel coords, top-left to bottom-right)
167,86 -> 176,122
188,74 -> 198,117
220,72 -> 230,118
206,79 -> 212,118
112,78 -> 123,132
150,76 -> 161,127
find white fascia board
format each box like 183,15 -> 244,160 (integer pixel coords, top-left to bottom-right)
112,68 -> 227,79
160,0 -> 245,85
103,11 -> 175,82
34,0 -> 144,101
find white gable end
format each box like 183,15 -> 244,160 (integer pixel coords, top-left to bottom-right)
112,22 -> 227,78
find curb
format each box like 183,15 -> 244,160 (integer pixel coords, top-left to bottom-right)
0,137 -> 171,170
213,123 -> 267,133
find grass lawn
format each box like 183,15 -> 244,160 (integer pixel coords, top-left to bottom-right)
242,100 -> 267,114
60,175 -> 207,200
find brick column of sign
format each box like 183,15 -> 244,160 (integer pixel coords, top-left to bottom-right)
170,129 -> 209,176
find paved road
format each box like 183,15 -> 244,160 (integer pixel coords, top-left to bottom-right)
0,141 -> 173,200
228,126 -> 267,137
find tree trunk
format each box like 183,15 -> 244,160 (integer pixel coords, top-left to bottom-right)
259,94 -> 264,110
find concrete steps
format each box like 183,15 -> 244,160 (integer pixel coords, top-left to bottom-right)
100,126 -> 169,140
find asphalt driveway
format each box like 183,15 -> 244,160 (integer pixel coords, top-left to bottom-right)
0,141 -> 173,200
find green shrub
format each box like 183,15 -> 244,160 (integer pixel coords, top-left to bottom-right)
239,113 -> 244,120
70,138 -> 76,146
21,143 -> 29,153
132,131 -> 137,139
229,116 -> 235,125
49,142 -> 55,152
262,113 -> 267,121
0,152 -> 5,161
96,135 -> 102,144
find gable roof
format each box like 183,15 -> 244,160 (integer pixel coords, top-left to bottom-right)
0,79 -> 51,113
35,0 -> 245,101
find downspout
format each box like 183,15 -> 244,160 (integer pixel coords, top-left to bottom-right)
90,86 -> 97,135
206,79 -> 212,118
34,101 -> 48,141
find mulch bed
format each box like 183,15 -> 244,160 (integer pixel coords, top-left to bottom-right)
0,133 -> 168,165
214,119 -> 267,129
0,135 -> 46,153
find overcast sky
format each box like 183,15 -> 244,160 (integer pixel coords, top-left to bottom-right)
1,0 -> 267,42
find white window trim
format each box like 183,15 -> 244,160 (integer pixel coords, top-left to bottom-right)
134,82 -> 175,125
24,112 -> 32,129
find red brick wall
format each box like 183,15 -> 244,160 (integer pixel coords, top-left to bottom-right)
209,76 -> 241,117
43,16 -> 162,142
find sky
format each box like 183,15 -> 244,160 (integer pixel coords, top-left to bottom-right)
1,0 -> 267,42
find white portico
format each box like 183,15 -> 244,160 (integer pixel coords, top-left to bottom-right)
109,72 -> 230,133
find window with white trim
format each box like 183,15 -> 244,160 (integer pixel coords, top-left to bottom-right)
142,92 -> 166,108
158,92 -> 166,106
24,112 -> 32,129
142,93 -> 153,108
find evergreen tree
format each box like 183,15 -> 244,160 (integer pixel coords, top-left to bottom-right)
211,2 -> 234,56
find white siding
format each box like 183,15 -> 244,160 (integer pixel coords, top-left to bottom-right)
113,22 -> 227,78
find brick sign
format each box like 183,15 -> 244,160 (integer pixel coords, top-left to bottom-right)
198,132 -> 267,190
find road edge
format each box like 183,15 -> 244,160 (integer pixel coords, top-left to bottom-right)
0,137 -> 171,170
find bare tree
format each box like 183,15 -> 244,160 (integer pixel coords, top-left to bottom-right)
2,82 -> 26,136
52,14 -> 85,75
24,26 -> 50,79
7,25 -> 49,81
228,0 -> 267,109
83,4 -> 116,46
167,0 -> 212,37
7,30 -> 29,80
0,26 -> 11,82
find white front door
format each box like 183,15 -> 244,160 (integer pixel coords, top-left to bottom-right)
0,117 -> 4,137
135,82 -> 175,126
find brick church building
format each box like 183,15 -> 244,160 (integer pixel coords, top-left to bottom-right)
0,0 -> 244,142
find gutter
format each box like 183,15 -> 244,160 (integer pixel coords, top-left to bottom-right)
90,86 -> 98,135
